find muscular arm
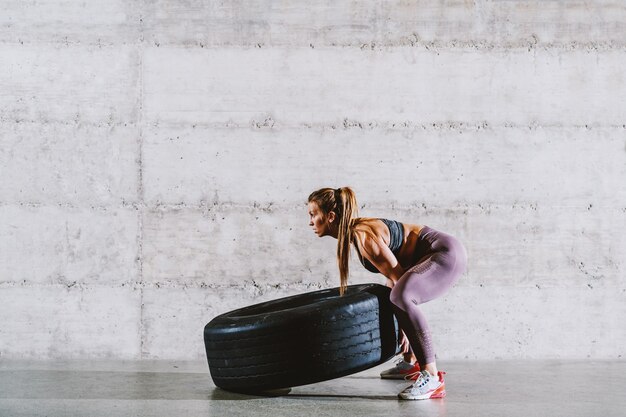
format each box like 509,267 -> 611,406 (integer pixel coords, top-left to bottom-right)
354,231 -> 405,286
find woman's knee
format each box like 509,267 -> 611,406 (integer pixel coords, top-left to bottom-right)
389,285 -> 402,308
390,284 -> 419,310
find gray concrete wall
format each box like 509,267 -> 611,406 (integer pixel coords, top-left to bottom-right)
1,1 -> 625,360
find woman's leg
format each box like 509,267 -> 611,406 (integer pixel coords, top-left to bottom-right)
389,238 -> 467,372
390,274 -> 437,370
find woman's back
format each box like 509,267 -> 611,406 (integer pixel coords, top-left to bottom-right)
353,218 -> 425,269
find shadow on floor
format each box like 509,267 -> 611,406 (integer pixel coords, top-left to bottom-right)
209,387 -> 292,400
209,387 -> 398,401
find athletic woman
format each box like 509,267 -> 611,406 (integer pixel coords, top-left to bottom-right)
307,187 -> 467,400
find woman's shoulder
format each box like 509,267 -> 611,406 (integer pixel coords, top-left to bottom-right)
352,218 -> 385,245
353,216 -> 379,225
352,217 -> 381,233
354,217 -> 417,228
353,218 -> 424,241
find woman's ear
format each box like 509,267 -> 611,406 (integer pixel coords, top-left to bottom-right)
327,211 -> 336,224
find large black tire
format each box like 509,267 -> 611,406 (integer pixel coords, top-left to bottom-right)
204,283 -> 400,393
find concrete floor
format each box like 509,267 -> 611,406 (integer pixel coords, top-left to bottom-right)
0,358 -> 624,417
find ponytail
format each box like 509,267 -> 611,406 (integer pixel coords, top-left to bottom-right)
336,187 -> 358,295
308,186 -> 359,296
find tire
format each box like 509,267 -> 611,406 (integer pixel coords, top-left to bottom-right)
204,283 -> 400,393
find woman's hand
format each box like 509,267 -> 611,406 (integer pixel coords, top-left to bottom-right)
399,330 -> 410,353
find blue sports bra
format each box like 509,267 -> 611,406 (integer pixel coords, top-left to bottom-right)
354,218 -> 404,274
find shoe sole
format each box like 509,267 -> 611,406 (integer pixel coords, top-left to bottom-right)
398,384 -> 446,400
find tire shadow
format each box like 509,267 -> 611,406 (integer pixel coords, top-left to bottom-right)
210,387 -> 292,400
210,387 -> 398,401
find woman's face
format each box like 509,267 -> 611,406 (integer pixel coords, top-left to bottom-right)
308,201 -> 331,237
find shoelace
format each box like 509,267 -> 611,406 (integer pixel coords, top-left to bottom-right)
415,372 -> 431,388
407,371 -> 439,388
413,371 -> 432,388
400,372 -> 429,394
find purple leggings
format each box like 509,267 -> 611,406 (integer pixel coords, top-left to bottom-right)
389,226 -> 467,366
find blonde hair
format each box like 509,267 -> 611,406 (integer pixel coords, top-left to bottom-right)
308,187 -> 359,295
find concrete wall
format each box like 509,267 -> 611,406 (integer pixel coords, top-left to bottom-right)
1,1 -> 625,360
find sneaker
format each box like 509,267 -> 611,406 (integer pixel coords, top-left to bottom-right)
398,370 -> 446,400
379,358 -> 421,380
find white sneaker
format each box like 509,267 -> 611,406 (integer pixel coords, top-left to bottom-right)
379,358 -> 421,380
398,370 -> 446,400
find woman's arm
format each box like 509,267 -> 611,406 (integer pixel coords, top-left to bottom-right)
354,231 -> 405,285
354,232 -> 410,354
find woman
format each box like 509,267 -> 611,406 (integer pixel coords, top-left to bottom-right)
307,187 -> 467,400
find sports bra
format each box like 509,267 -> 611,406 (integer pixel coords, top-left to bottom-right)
354,218 -> 404,274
